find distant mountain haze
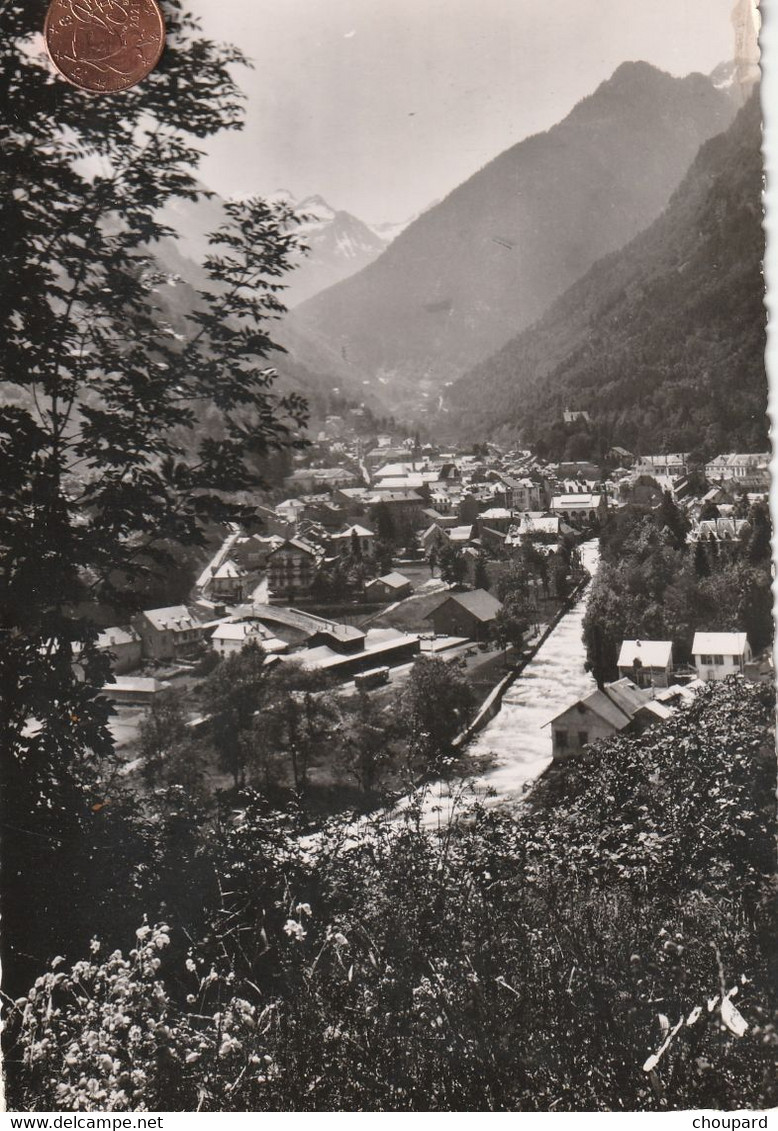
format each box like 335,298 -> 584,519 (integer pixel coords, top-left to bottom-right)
445,90 -> 764,458
155,187 -> 400,310
282,194 -> 388,306
278,62 -> 737,413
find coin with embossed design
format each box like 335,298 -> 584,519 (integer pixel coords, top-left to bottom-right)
44,0 -> 165,93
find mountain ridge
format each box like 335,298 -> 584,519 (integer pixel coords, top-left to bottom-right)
445,91 -> 765,458
279,61 -> 737,415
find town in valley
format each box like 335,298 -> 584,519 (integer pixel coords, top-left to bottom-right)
2,0 -> 774,1113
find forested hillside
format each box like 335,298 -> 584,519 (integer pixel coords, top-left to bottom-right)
447,92 -> 765,458
281,63 -> 734,414
6,679 -> 775,1111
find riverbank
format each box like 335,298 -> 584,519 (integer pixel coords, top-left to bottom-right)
452,569 -> 591,750
411,540 -> 600,820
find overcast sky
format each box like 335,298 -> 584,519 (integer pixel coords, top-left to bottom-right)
188,0 -> 740,224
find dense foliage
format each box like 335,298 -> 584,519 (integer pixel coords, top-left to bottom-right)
583,499 -> 772,683
0,0 -> 307,994
448,93 -> 765,459
6,679 -> 775,1111
142,648 -> 474,804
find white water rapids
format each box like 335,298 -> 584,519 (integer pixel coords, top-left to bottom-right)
419,539 -> 600,822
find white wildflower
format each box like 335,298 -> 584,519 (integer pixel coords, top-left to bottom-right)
284,919 -> 307,942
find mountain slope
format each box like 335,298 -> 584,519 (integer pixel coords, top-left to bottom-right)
446,92 -> 765,458
286,194 -> 388,306
156,187 -> 389,309
281,63 -> 735,413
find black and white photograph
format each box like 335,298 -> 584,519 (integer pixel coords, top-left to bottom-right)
0,0 -> 774,1114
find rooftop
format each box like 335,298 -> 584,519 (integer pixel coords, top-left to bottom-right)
368,571 -> 413,589
427,589 -> 503,623
617,640 -> 673,669
140,606 -> 198,632
692,632 -> 749,655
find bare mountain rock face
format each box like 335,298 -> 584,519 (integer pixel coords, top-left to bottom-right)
280,62 -> 736,416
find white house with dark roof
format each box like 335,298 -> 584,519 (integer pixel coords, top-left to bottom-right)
210,558 -> 248,602
550,494 -> 605,525
633,453 -> 689,479
210,621 -> 287,658
691,632 -> 752,681
329,523 -> 375,558
266,537 -> 324,602
704,452 -> 770,486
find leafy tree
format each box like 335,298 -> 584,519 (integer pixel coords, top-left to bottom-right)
349,529 -> 363,562
698,500 -> 721,521
552,552 -> 572,599
398,657 -> 475,773
473,552 -> 490,591
693,538 -> 711,578
138,688 -> 190,788
202,643 -> 270,788
0,0 -> 308,989
746,500 -> 771,564
658,491 -> 690,548
371,502 -> 396,545
374,538 -> 395,575
497,560 -> 530,602
438,545 -> 467,588
336,692 -> 395,797
734,491 -> 751,519
494,594 -> 533,650
254,664 -> 337,794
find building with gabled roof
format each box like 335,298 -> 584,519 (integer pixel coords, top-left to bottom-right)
548,677 -> 654,760
424,589 -> 503,642
328,524 -> 375,558
210,558 -> 249,602
210,621 -> 288,657
132,605 -> 207,661
266,537 -> 325,603
688,517 -> 748,545
364,572 -> 414,602
96,625 -> 142,673
704,452 -> 770,487
617,640 -> 673,688
691,632 -> 752,681
550,494 -> 606,525
633,453 -> 689,479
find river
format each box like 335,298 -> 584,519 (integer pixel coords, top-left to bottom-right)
421,539 -> 600,821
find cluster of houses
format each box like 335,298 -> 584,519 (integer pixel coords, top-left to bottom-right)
178,449 -> 602,610
548,632 -> 766,761
181,426 -> 768,614
97,599 -> 424,703
94,419 -> 769,720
